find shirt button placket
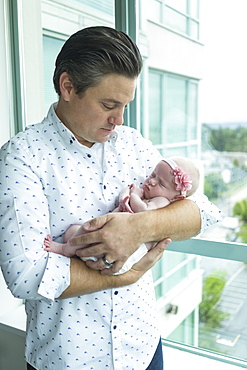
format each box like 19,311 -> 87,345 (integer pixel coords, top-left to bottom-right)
111,290 -> 124,369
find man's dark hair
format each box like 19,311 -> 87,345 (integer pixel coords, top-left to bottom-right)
53,26 -> 143,96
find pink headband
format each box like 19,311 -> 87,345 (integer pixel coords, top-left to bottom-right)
163,158 -> 192,197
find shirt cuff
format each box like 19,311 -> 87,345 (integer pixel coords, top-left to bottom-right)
188,193 -> 225,234
38,252 -> 70,303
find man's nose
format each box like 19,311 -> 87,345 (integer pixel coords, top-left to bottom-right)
108,108 -> 125,126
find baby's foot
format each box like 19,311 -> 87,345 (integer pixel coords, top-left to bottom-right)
44,234 -> 53,251
44,234 -> 63,254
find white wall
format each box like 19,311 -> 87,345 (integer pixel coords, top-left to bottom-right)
147,21 -> 203,79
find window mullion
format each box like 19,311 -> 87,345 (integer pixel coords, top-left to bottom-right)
115,0 -> 139,128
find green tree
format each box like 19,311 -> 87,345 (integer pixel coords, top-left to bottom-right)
204,173 -> 227,200
199,271 -> 229,329
209,126 -> 247,152
237,224 -> 247,243
233,198 -> 247,222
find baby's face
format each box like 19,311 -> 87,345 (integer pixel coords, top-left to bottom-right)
143,161 -> 179,200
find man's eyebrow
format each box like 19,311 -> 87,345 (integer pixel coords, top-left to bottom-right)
101,98 -> 123,104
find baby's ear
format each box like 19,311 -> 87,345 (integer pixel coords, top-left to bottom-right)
170,194 -> 186,202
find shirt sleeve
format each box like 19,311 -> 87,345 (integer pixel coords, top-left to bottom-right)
188,193 -> 225,234
0,140 -> 70,304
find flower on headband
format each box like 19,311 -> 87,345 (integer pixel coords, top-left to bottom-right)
173,168 -> 192,193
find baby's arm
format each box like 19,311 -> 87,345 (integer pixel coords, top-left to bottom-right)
129,183 -> 171,212
128,184 -> 147,213
144,196 -> 171,211
115,186 -> 133,213
118,187 -> 131,203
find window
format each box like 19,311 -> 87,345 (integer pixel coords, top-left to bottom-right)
148,0 -> 200,40
41,0 -> 115,111
71,0 -> 113,15
148,70 -> 199,158
43,35 -> 64,112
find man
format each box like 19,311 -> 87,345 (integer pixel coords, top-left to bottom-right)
0,26 -> 222,369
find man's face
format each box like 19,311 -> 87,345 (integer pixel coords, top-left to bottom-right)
56,73 -> 136,147
142,161 -> 179,201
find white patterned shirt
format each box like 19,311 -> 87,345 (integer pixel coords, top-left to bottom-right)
0,104 -> 223,369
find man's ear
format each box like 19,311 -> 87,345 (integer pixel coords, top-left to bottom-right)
170,194 -> 186,202
59,72 -> 73,101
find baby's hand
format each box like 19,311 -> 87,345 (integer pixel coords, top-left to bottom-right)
129,183 -> 143,197
118,196 -> 133,213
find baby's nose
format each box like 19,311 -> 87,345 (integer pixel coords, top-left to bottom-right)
149,178 -> 156,186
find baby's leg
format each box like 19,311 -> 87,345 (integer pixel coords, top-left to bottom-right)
44,234 -> 68,255
44,224 -> 83,257
63,224 -> 83,242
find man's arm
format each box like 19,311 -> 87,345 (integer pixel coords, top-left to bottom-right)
59,239 -> 170,298
71,199 -> 201,273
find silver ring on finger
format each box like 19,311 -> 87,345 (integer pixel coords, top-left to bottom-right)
102,256 -> 113,268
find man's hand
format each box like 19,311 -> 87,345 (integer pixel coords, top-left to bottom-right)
101,237 -> 172,276
59,238 -> 171,299
70,212 -> 158,273
69,199 -> 201,274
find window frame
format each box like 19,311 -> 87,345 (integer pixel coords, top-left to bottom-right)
148,0 -> 200,40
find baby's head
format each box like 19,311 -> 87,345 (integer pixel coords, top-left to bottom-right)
162,156 -> 200,200
143,156 -> 199,202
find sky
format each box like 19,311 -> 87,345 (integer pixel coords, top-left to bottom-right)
199,0 -> 247,124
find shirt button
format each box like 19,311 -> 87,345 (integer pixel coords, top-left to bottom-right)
113,325 -> 117,330
103,185 -> 106,190
114,291 -> 118,295
87,154 -> 91,158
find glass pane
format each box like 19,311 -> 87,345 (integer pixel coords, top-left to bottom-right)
188,82 -> 198,140
148,72 -> 162,144
157,250 -> 247,362
164,75 -> 187,143
199,257 -> 247,359
166,0 -> 187,14
189,0 -> 199,18
152,259 -> 163,299
199,2 -> 247,246
186,144 -> 198,158
168,311 -> 196,346
189,19 -> 199,39
71,0 -> 113,15
164,7 -> 187,34
163,251 -> 187,271
148,0 -> 162,23
162,146 -> 187,157
43,36 -> 64,112
152,258 -> 163,281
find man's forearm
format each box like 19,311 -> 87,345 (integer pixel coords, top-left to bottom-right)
58,238 -> 169,298
58,258 -> 141,299
70,199 -> 201,274
132,199 -> 201,243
